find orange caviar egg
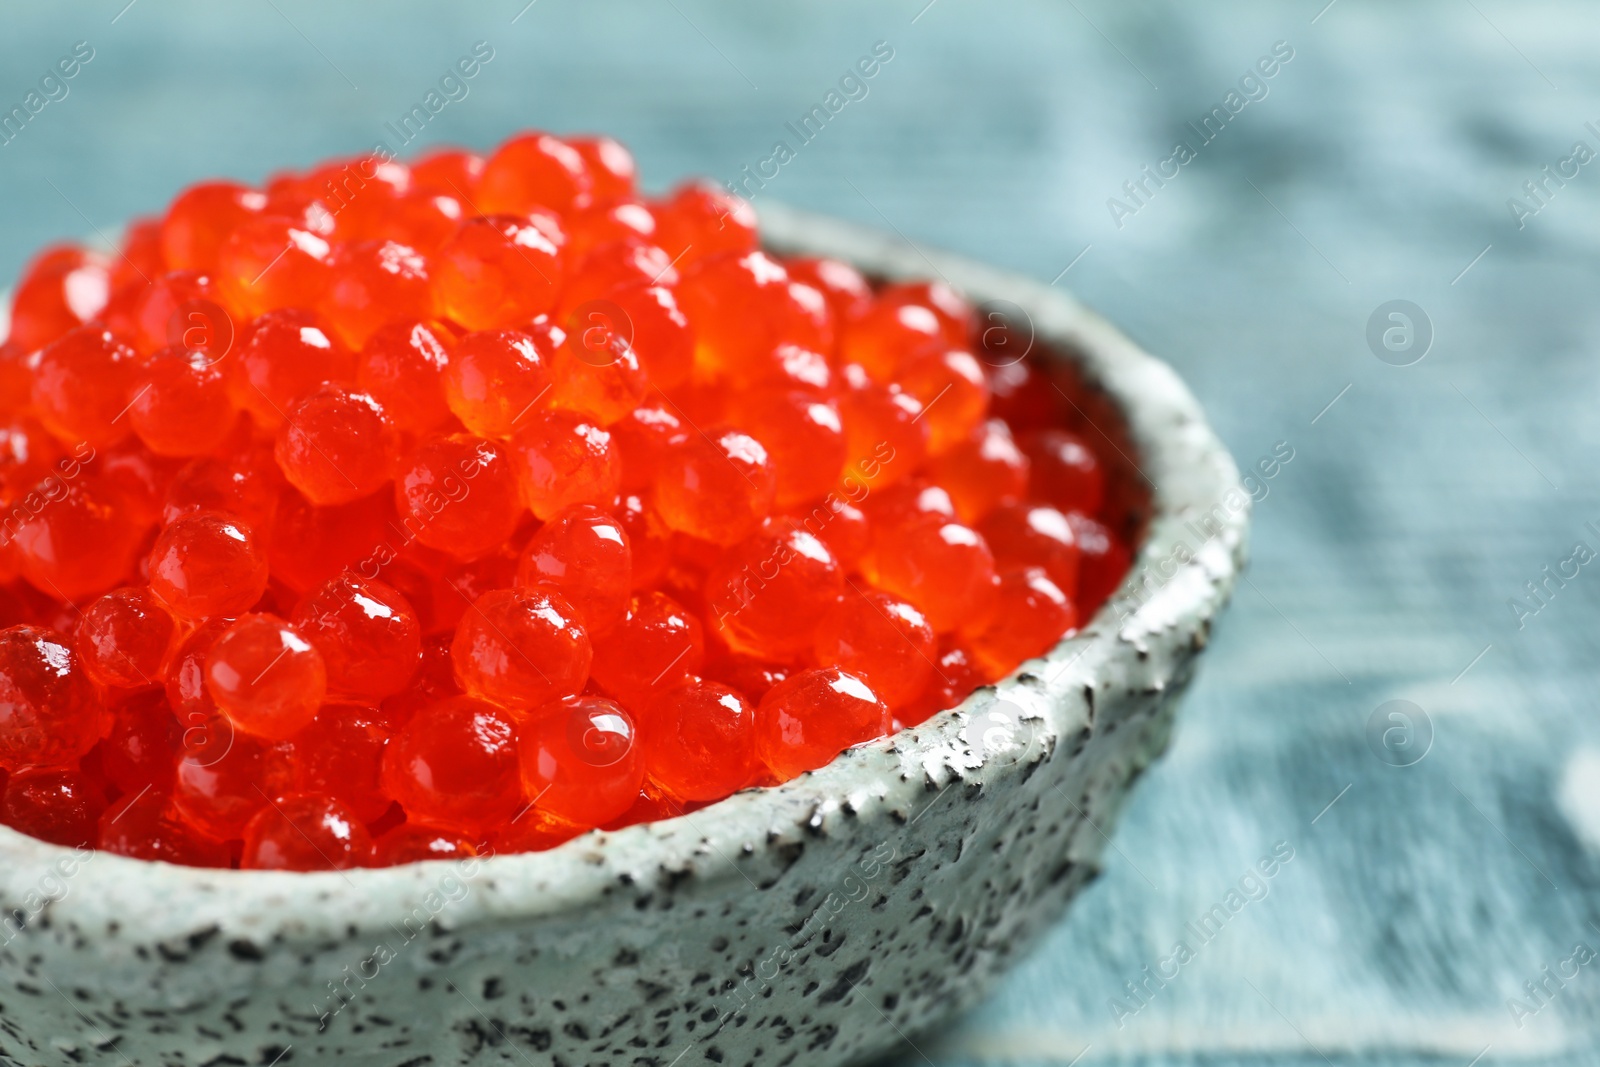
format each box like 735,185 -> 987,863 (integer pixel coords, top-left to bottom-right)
442,327 -> 555,440
738,389 -> 846,509
215,215 -> 331,318
380,695 -> 526,835
929,418 -> 1031,523
432,214 -> 564,331
98,788 -> 230,867
265,488 -> 393,596
898,347 -> 989,456
706,525 -> 843,663
275,385 -> 396,505
969,566 -> 1077,676
451,588 -> 591,712
607,283 -> 694,390
879,279 -> 976,345
905,635 -> 989,724
230,309 -> 356,429
129,347 -> 239,458
0,417 -> 63,506
161,181 -> 267,272
374,823 -> 478,865
840,300 -> 943,383
163,435 -> 285,532
7,246 -> 111,352
564,200 -> 656,259
478,132 -> 594,216
299,156 -> 412,242
861,479 -> 956,531
589,591 -> 703,706
517,504 -> 632,635
321,240 -> 434,349
394,432 -> 524,559
641,679 -> 760,803
787,498 -> 871,571
204,613 -> 327,740
705,652 -> 789,705
357,320 -> 454,434
165,618 -> 231,729
548,325 -> 649,425
284,702 -> 394,823
242,792 -> 372,871
118,270 -> 227,357
652,181 -> 758,269
387,192 -> 465,254
813,590 -> 937,711
293,576 -> 422,702
2,766 -> 102,847
111,219 -> 168,294
509,409 -> 621,519
862,514 -> 1000,633
838,377 -> 928,490
568,135 -> 637,202
518,695 -> 643,828
986,357 -> 1061,432
755,667 -> 890,781
0,345 -> 35,420
15,475 -> 149,602
0,626 -> 104,771
979,502 -> 1081,595
31,326 -> 143,448
147,511 -> 269,619
560,240 -> 679,312
612,401 -> 687,491
378,633 -> 457,723
76,587 -> 174,691
654,426 -> 776,545
1025,429 -> 1108,514
615,492 -> 673,590
409,146 -> 485,198
172,724 -> 294,840
677,251 -> 815,381
755,342 -> 834,396
1067,511 -> 1131,612
783,256 -> 873,320
99,440 -> 183,528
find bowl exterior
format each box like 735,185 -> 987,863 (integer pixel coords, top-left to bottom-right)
0,204 -> 1247,1067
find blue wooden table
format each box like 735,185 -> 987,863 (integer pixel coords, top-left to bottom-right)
3,2 -> 1598,1063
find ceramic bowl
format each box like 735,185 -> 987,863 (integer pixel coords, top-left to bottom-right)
0,202 -> 1247,1067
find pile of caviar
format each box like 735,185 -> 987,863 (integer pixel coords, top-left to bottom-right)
0,131 -> 1133,870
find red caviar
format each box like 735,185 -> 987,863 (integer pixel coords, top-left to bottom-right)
204,614 -> 328,740
518,695 -> 643,829
242,792 -> 372,871
0,132 -> 1133,868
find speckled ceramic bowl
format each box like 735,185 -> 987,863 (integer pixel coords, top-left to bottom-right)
0,203 -> 1247,1067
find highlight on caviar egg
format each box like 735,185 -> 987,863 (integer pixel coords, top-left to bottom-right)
0,131 -> 1137,869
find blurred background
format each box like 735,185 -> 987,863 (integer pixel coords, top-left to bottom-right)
4,2 -> 1599,1064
